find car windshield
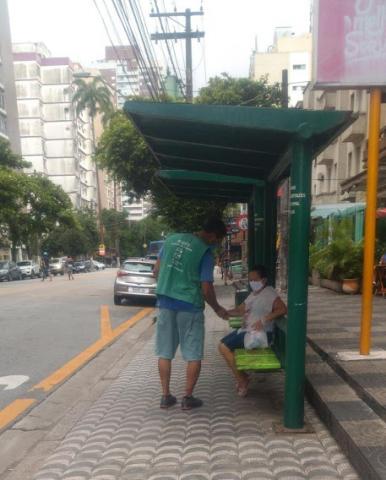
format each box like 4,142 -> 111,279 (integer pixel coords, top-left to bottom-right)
0,261 -> 8,269
123,262 -> 153,273
50,258 -> 60,263
17,261 -> 31,266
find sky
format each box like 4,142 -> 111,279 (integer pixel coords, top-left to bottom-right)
8,0 -> 311,92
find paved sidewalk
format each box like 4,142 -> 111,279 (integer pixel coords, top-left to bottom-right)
30,286 -> 358,480
306,286 -> 386,480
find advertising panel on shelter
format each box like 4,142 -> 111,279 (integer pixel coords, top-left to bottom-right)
313,0 -> 386,88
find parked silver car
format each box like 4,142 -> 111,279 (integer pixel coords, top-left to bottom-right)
0,261 -> 22,281
17,260 -> 40,279
114,258 -> 156,305
49,257 -> 65,275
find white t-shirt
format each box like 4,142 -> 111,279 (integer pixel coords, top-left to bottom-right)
242,286 -> 279,332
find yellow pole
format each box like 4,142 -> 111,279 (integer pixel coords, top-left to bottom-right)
360,88 -> 381,355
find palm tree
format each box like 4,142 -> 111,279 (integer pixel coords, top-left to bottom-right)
72,77 -> 114,241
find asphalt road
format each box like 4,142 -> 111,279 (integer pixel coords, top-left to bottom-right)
0,269 -> 154,411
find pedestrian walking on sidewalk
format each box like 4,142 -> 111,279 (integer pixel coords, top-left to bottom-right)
154,216 -> 229,410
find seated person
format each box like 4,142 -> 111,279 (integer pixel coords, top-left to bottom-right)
218,265 -> 287,397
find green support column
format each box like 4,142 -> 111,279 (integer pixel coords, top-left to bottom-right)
284,139 -> 312,429
264,183 -> 278,286
253,186 -> 265,266
247,199 -> 255,270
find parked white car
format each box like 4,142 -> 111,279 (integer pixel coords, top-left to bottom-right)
16,260 -> 40,279
92,260 -> 105,270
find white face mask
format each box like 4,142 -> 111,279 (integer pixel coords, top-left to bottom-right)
249,280 -> 264,292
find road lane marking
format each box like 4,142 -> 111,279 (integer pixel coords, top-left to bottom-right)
100,305 -> 113,339
31,307 -> 153,393
0,375 -> 29,391
0,398 -> 36,430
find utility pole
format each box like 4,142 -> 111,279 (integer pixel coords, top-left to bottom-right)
150,8 -> 204,102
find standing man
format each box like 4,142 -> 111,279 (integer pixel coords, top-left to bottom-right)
154,217 -> 229,410
40,252 -> 52,282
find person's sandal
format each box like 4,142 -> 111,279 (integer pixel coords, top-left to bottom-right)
160,394 -> 177,409
181,395 -> 203,410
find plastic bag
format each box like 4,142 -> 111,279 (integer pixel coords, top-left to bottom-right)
244,330 -> 268,350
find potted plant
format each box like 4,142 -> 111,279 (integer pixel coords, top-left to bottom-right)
341,242 -> 363,294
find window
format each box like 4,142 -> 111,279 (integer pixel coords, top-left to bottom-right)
350,93 -> 355,111
356,146 -> 361,174
0,93 -> 5,110
0,113 -> 7,135
348,152 -> 353,177
293,64 -> 306,70
327,166 -> 332,193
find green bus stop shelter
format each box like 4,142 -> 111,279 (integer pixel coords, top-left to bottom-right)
124,101 -> 355,430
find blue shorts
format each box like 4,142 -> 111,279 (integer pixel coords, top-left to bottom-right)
221,330 -> 273,351
155,308 -> 205,361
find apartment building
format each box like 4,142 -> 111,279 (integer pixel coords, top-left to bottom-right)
250,27 -> 312,107
13,42 -> 97,209
0,0 -> 20,152
122,197 -> 151,222
303,86 -> 386,206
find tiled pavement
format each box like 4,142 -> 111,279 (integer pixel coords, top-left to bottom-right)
32,287 -> 359,480
306,286 -> 386,480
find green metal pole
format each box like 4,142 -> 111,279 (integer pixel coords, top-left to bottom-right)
264,183 -> 278,286
284,139 -> 312,429
247,199 -> 255,270
253,186 -> 265,266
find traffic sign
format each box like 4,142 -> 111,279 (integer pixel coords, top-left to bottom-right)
99,244 -> 105,256
237,214 -> 248,231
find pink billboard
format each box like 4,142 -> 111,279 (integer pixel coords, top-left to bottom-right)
314,0 -> 386,88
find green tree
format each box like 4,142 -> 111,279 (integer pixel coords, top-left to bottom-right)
96,112 -> 156,198
42,208 -> 98,257
119,215 -> 170,258
0,138 -> 76,259
0,137 -> 30,169
195,73 -> 282,107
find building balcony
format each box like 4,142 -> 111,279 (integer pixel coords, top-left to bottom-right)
317,143 -> 335,166
341,113 -> 366,144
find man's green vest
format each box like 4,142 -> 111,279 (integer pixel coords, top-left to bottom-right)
156,233 -> 210,308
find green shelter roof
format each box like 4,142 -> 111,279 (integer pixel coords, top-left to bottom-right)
124,101 -> 355,200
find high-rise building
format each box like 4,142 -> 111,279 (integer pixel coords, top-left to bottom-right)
122,196 -> 151,222
0,0 -> 21,153
249,28 -> 312,107
13,42 -> 98,209
90,45 -> 159,220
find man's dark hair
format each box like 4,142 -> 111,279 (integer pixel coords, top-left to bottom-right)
202,216 -> 227,238
251,264 -> 268,279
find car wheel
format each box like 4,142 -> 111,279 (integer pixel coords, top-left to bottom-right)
114,295 -> 122,306
7,274 -> 12,282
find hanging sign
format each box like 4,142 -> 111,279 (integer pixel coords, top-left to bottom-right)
314,0 -> 386,88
